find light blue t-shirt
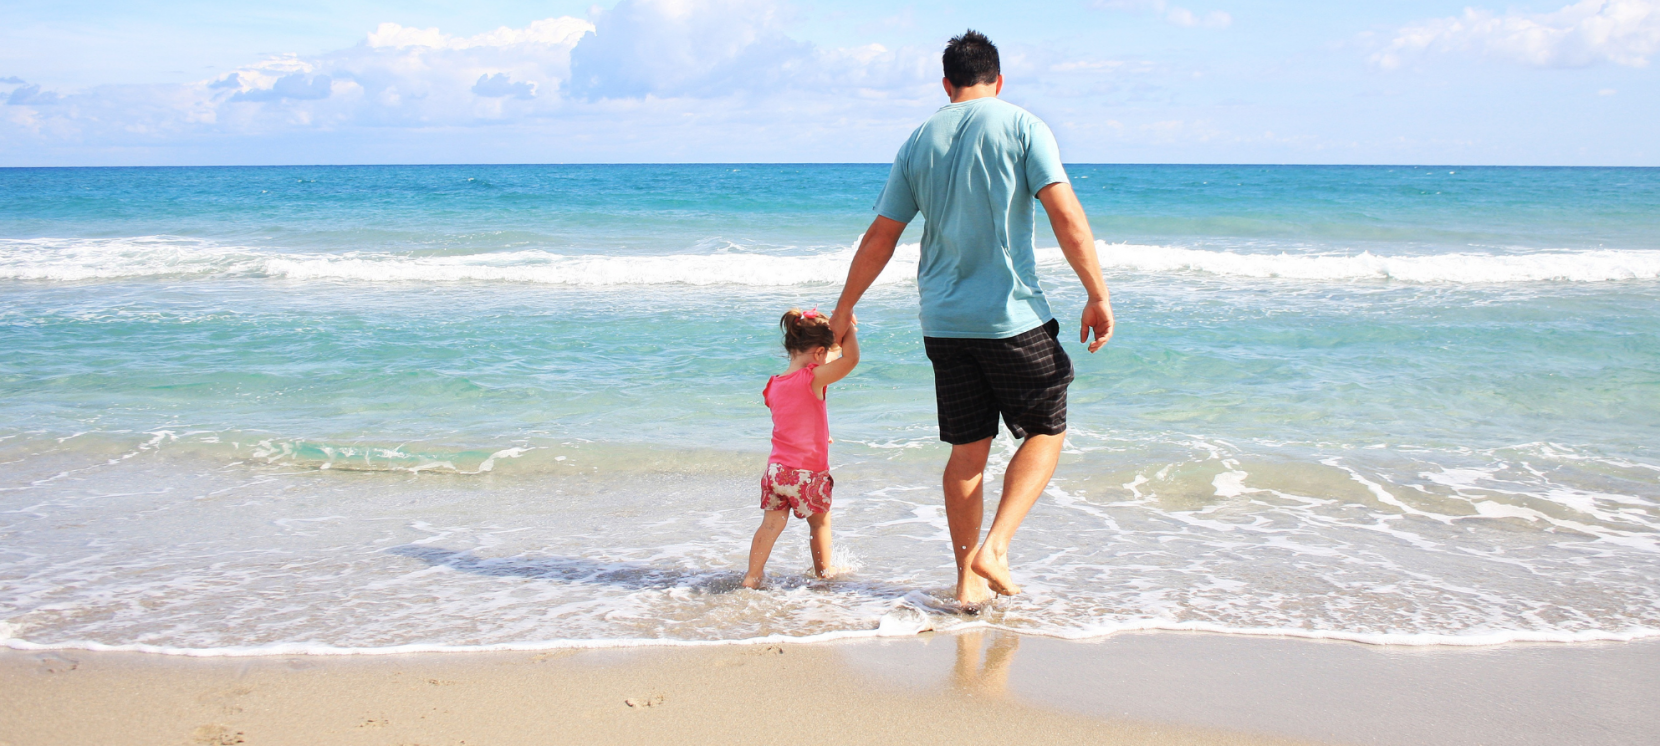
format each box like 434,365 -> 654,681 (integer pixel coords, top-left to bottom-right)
874,97 -> 1070,339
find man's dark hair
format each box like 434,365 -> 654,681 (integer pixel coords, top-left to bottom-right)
942,30 -> 999,88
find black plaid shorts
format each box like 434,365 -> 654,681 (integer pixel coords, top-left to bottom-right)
923,319 -> 1074,445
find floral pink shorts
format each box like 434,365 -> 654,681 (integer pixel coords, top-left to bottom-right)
760,462 -> 833,518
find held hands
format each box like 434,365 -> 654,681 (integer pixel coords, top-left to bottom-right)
813,310 -> 861,391
829,308 -> 858,346
1081,299 -> 1114,353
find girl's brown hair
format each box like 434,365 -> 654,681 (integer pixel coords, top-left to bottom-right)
780,308 -> 835,354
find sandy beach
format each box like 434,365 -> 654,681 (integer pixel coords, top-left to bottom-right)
5,631 -> 1655,746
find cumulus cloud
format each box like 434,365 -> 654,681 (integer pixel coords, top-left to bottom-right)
1167,8 -> 1232,28
1005,45 -> 1169,103
185,17 -> 593,127
1373,0 -> 1660,69
472,73 -> 536,99
556,0 -> 939,100
568,0 -> 811,99
0,0 -> 1014,161
7,83 -> 61,106
366,17 -> 593,50
231,73 -> 333,102
1095,0 -> 1232,28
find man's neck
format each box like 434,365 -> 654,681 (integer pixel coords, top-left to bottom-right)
948,84 -> 999,103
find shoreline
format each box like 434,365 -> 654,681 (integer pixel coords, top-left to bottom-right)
4,630 -> 1655,746
6,618 -> 1660,658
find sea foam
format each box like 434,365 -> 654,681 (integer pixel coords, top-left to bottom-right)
4,237 -> 1659,286
1094,243 -> 1660,283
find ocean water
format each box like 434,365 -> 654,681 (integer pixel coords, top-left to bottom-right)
1,164 -> 1657,654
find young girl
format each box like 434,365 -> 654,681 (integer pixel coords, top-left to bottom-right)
741,308 -> 859,589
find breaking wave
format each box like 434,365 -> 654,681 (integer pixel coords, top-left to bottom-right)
1096,243 -> 1660,283
3,236 -> 1658,286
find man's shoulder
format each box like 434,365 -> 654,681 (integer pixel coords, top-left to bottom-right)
976,98 -> 1045,126
902,99 -> 1050,164
958,100 -> 1051,148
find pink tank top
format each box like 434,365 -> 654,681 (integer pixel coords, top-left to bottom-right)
763,363 -> 829,472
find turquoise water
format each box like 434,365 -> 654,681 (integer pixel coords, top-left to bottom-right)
1,165 -> 1657,652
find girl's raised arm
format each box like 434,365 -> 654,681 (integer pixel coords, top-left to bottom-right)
813,323 -> 859,395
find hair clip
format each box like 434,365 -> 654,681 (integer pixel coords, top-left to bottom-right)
802,307 -> 820,319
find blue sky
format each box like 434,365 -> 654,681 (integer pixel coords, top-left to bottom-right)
2,0 -> 1655,166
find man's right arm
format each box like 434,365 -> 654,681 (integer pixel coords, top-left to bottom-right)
1037,182 -> 1114,352
830,215 -> 907,344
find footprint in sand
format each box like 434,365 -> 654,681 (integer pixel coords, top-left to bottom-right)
189,725 -> 246,745
34,653 -> 78,674
624,695 -> 665,709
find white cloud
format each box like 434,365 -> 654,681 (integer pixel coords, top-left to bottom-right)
568,0 -> 809,99
1373,0 -> 1660,69
566,0 -> 943,100
366,18 -> 594,51
0,0 -> 1176,163
0,1 -> 945,159
1095,0 -> 1232,28
6,82 -> 61,106
1007,43 -> 1169,103
1138,118 -> 1225,143
472,73 -> 537,99
0,18 -> 596,151
231,73 -> 333,102
365,24 -> 449,50
1049,60 -> 1128,73
189,17 -> 594,127
1166,8 -> 1232,28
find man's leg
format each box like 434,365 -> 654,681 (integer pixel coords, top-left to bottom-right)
944,437 -> 993,606
970,431 -> 1065,595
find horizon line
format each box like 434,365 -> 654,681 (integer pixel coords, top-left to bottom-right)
3,162 -> 1656,170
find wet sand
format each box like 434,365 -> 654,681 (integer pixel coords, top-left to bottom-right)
2,631 -> 1655,745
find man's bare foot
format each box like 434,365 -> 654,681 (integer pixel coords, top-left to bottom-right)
971,547 -> 1021,596
956,564 -> 994,612
741,573 -> 762,589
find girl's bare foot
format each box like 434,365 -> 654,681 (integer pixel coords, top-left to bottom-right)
741,573 -> 762,589
816,566 -> 849,580
971,547 -> 1021,596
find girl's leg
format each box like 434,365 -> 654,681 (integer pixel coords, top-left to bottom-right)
742,510 -> 790,589
806,511 -> 834,578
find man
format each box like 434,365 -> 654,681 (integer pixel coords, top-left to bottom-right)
829,30 -> 1114,609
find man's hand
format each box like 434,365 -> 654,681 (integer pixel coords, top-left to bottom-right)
1081,299 -> 1114,353
830,309 -> 858,346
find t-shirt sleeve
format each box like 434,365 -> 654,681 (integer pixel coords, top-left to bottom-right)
872,145 -> 919,224
1023,120 -> 1069,195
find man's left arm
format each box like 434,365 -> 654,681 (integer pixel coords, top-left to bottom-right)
1037,182 -> 1113,352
